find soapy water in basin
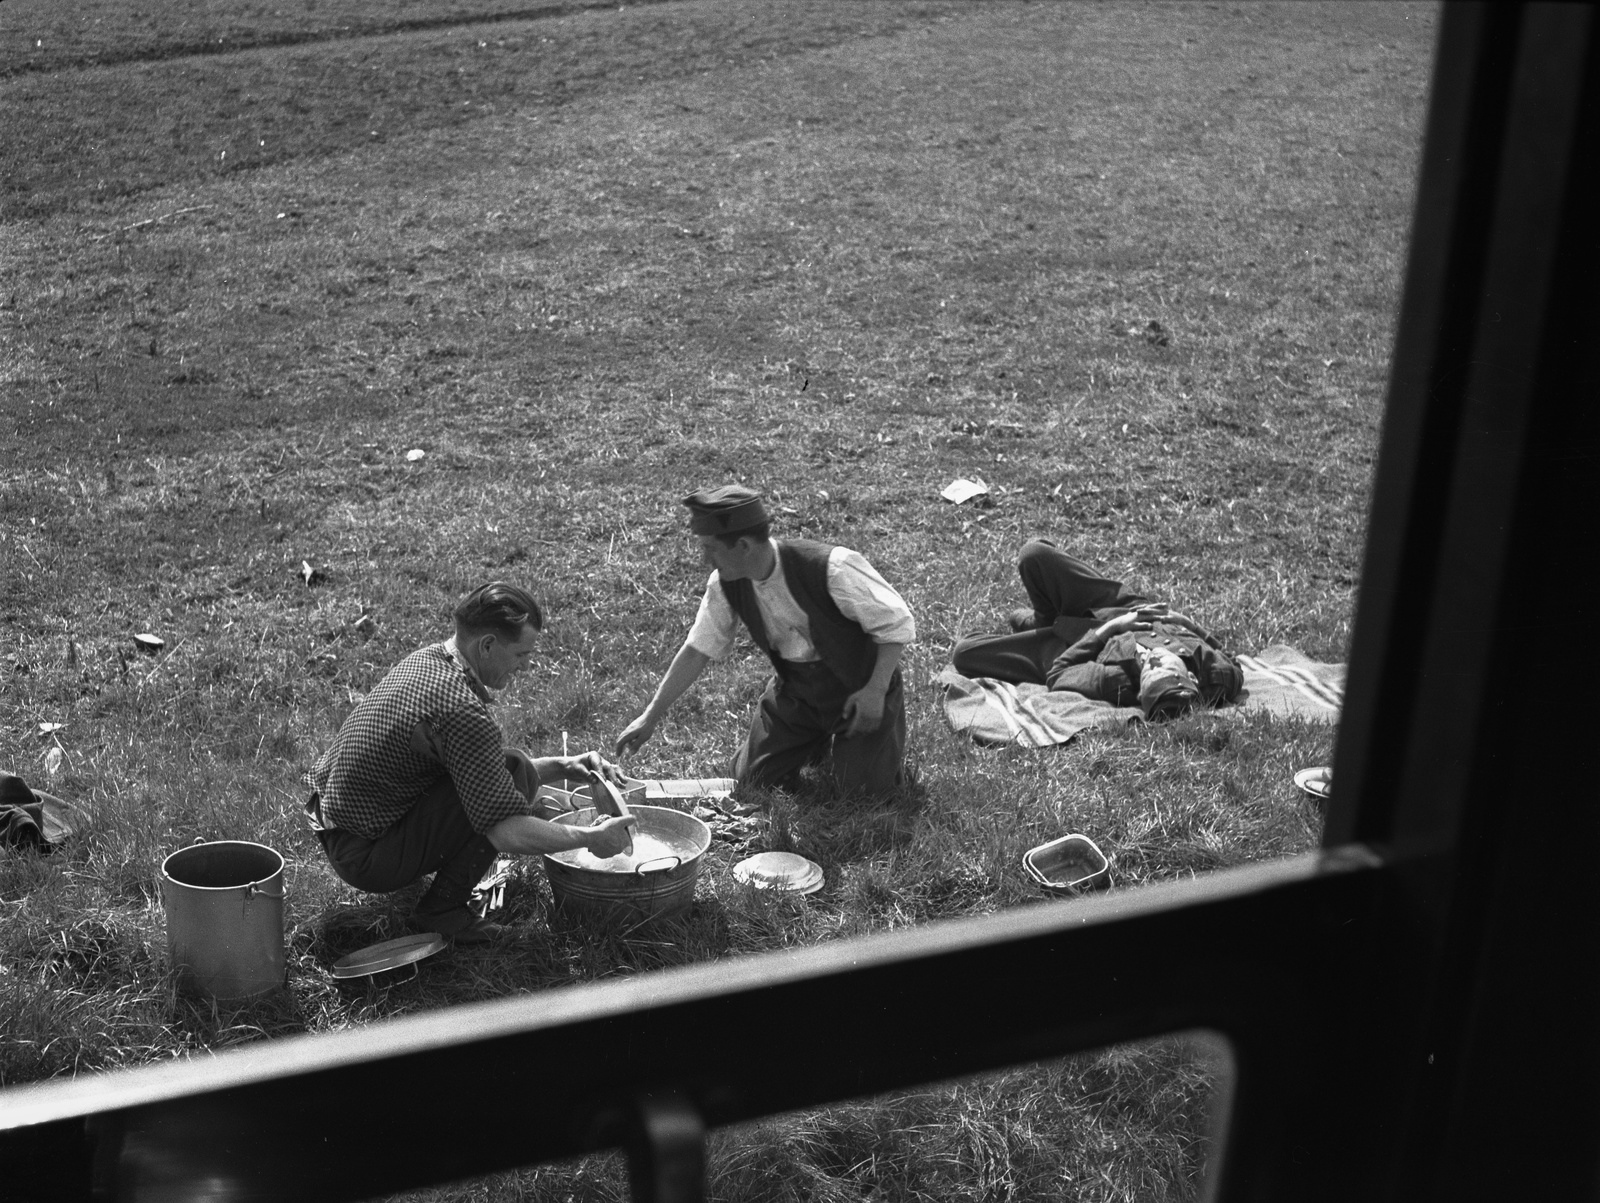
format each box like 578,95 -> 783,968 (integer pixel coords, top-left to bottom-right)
558,832 -> 684,873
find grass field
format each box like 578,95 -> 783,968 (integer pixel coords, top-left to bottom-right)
1,1 -> 1436,1198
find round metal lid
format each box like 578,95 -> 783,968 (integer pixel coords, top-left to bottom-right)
733,852 -> 824,894
332,933 -> 447,979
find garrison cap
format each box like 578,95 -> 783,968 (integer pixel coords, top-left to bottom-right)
682,485 -> 769,536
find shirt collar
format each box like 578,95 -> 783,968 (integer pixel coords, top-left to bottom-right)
443,636 -> 496,703
753,537 -> 782,584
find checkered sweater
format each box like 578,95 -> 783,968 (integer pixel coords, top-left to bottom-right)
303,643 -> 531,839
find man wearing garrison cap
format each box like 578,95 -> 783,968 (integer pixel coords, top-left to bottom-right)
616,486 -> 916,797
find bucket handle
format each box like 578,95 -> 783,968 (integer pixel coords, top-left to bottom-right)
634,856 -> 681,876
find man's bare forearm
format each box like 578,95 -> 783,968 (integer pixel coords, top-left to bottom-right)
616,643 -> 712,756
864,642 -> 905,694
487,812 -> 633,856
644,643 -> 712,720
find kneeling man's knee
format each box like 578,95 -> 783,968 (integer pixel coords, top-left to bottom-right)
951,635 -> 987,677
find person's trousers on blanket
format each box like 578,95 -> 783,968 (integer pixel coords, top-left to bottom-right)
951,539 -> 1243,719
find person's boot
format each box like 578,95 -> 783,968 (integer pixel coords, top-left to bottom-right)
411,906 -> 503,945
412,835 -> 502,944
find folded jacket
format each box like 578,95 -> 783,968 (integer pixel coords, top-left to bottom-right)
1,802 -> 46,849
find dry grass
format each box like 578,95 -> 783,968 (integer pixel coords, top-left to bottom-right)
0,1 -> 1437,1197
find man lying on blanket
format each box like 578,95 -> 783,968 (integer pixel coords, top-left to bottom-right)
951,539 -> 1243,720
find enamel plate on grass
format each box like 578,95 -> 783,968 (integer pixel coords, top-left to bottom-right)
332,933 -> 447,979
732,852 -> 824,895
1294,767 -> 1333,800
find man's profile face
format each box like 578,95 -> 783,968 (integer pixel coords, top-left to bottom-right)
475,623 -> 540,690
697,534 -> 760,580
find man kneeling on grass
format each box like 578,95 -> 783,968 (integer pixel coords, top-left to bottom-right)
303,582 -> 635,944
616,485 -> 916,798
951,539 -> 1243,720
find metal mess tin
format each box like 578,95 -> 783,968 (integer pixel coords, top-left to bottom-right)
1023,834 -> 1112,895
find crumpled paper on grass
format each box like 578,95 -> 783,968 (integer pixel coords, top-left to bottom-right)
941,477 -> 990,504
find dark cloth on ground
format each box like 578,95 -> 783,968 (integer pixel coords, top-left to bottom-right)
734,659 -> 907,795
1,773 -> 83,852
1,802 -> 47,850
1,771 -> 40,813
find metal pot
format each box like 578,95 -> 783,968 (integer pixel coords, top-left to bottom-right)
160,839 -> 286,1001
542,805 -> 711,926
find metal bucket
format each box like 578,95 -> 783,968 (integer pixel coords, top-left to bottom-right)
543,805 -> 711,926
160,840 -> 286,1001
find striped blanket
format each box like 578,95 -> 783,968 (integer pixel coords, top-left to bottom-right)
1234,644 -> 1345,720
936,644 -> 1344,748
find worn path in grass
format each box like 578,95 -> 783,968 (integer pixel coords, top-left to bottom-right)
2,2 -> 1435,1198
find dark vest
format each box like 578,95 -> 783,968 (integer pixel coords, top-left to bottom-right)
718,539 -> 879,692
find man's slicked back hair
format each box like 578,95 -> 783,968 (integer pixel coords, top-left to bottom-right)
453,582 -> 544,641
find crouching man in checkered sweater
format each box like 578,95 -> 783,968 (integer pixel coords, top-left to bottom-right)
303,583 -> 635,944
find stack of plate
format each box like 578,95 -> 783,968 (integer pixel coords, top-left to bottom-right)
732,852 -> 824,895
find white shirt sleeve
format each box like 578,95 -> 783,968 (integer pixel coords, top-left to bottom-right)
684,571 -> 742,661
826,548 -> 917,645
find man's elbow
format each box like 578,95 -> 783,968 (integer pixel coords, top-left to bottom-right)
487,816 -> 536,855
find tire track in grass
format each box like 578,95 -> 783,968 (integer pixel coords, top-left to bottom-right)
0,0 -> 676,77
0,0 -> 964,221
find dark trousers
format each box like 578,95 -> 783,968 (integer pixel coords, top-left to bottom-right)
951,539 -> 1149,686
315,777 -> 499,919
734,661 -> 906,797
